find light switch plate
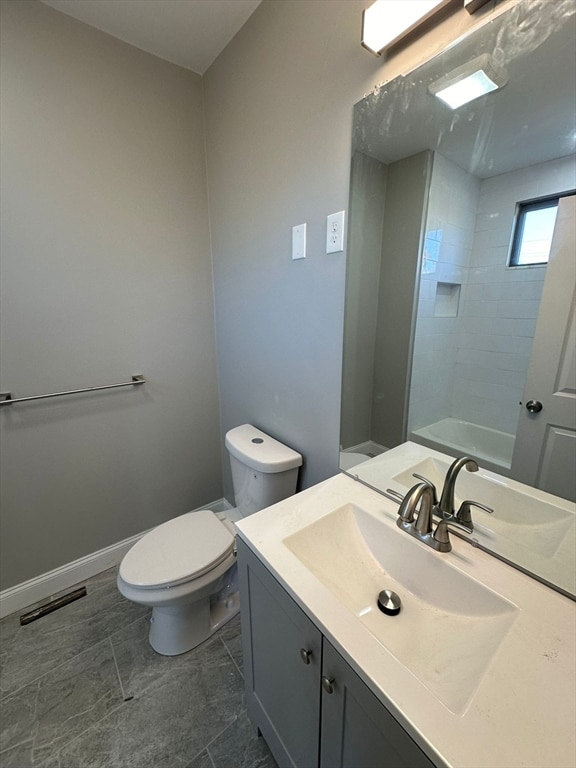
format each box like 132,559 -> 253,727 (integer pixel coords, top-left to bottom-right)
292,223 -> 306,260
326,211 -> 345,253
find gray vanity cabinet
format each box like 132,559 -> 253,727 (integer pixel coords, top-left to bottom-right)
237,537 -> 322,768
320,639 -> 435,768
237,538 -> 437,768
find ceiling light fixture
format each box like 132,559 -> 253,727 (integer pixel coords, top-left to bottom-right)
428,54 -> 508,109
361,0 -> 452,56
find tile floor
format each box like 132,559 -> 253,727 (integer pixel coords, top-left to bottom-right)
0,567 -> 278,768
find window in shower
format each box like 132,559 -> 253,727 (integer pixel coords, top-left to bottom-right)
509,195 -> 559,267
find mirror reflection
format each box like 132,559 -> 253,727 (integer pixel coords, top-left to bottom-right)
340,0 -> 575,595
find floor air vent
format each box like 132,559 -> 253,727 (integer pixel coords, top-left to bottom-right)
20,586 -> 87,625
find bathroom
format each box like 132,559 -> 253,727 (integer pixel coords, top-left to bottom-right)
1,0 -> 574,766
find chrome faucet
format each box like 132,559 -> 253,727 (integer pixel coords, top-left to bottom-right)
397,483 -> 434,532
435,456 -> 478,519
397,482 -> 467,552
431,456 -> 493,532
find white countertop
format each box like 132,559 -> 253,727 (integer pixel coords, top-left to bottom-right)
236,472 -> 576,768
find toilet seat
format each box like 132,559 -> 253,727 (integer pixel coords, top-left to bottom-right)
119,510 -> 235,589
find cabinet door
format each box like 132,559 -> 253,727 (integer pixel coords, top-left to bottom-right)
320,640 -> 436,768
237,538 -> 322,768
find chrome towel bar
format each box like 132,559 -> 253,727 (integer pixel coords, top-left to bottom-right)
0,375 -> 145,406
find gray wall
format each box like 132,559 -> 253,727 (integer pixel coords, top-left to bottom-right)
341,152 -> 387,451
203,1 -> 371,496
0,0 -> 221,588
203,0 -> 494,498
372,152 -> 432,449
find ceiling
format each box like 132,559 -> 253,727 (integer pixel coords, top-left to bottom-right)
354,6 -> 576,180
40,0 -> 262,74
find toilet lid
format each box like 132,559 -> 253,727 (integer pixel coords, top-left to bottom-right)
120,510 -> 235,589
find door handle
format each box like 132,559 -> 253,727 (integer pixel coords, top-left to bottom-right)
526,400 -> 543,413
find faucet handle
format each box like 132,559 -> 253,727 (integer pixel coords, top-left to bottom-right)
412,473 -> 438,504
455,500 -> 494,531
433,517 -> 471,552
384,488 -> 405,505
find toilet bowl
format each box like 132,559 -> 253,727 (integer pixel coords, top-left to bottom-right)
117,424 -> 302,656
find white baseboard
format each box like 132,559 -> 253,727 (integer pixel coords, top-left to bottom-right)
0,498 -> 228,620
0,532 -> 144,620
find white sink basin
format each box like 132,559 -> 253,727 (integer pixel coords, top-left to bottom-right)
392,457 -> 574,559
284,503 -> 518,715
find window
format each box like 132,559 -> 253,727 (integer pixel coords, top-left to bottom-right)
509,196 -> 559,267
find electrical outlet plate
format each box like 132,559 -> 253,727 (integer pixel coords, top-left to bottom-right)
326,211 -> 345,253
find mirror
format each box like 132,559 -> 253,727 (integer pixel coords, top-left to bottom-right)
340,0 -> 575,595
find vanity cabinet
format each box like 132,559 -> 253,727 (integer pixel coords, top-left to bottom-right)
237,536 -> 322,767
320,638 -> 434,768
237,538 -> 436,768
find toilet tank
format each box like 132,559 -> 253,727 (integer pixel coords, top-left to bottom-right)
225,424 -> 302,518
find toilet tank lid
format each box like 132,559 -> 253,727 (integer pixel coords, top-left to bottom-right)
225,424 -> 302,473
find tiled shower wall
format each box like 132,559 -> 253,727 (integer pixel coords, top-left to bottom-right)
454,154 -> 575,435
409,153 -> 575,437
409,153 -> 479,432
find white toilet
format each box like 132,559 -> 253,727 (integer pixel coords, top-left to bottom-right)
117,424 -> 302,656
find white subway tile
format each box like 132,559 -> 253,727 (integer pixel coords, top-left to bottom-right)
496,299 -> 541,319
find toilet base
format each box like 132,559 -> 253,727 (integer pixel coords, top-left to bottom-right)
149,591 -> 240,656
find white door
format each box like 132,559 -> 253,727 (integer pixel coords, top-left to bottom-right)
511,195 -> 576,501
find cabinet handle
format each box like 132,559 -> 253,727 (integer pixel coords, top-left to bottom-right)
322,675 -> 335,694
300,648 -> 312,665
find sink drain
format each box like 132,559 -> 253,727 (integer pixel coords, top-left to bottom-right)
377,590 -> 401,616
